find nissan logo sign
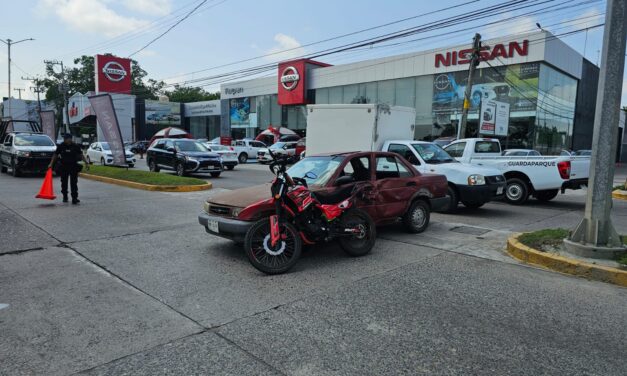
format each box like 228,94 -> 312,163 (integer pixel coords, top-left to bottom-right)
280,66 -> 300,91
102,61 -> 128,82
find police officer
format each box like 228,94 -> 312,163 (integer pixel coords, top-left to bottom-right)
48,133 -> 89,204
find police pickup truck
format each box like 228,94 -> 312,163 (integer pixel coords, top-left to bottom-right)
443,138 -> 590,205
0,132 -> 57,177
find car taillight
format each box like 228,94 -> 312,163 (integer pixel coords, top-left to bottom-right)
558,161 -> 571,179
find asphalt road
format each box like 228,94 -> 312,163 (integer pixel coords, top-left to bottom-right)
1,168 -> 626,375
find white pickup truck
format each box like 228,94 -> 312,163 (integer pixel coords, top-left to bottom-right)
443,138 -> 590,205
231,139 -> 267,163
381,140 -> 506,211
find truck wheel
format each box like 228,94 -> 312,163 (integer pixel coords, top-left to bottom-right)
505,178 -> 529,205
462,201 -> 484,209
238,153 -> 248,163
439,186 -> 458,213
535,189 -> 559,202
11,159 -> 21,177
403,200 -> 430,233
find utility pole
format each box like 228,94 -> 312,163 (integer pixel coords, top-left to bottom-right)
458,33 -> 481,139
564,0 -> 627,257
44,59 -> 70,134
13,88 -> 24,99
23,76 -> 45,111
0,38 -> 34,118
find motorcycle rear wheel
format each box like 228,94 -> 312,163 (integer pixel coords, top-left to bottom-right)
245,218 -> 302,274
338,209 -> 376,257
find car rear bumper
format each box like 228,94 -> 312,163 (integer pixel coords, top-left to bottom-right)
198,212 -> 253,242
561,178 -> 588,192
456,182 -> 506,204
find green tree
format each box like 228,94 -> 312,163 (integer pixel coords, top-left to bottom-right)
165,85 -> 220,103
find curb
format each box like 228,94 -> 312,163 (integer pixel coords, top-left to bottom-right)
507,234 -> 627,287
79,173 -> 212,192
612,190 -> 627,201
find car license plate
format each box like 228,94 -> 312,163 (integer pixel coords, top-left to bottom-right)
497,186 -> 504,195
208,220 -> 219,233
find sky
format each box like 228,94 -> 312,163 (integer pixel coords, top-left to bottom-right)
0,0 -> 620,104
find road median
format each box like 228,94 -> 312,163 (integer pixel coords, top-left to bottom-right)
80,165 -> 212,192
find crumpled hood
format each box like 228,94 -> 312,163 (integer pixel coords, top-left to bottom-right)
207,184 -> 271,207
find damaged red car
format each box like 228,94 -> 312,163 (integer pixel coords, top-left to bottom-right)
198,151 -> 448,243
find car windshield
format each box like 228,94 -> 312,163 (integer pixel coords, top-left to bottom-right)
270,142 -> 287,149
411,143 -> 455,164
100,142 -> 111,150
287,156 -> 345,186
175,141 -> 206,152
14,135 -> 55,147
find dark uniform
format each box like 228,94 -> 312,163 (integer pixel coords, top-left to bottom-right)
54,142 -> 83,202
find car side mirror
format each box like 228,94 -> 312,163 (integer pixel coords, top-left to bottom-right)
335,175 -> 355,186
304,171 -> 317,180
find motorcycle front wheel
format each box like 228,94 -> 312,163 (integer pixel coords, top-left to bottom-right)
244,218 -> 302,274
338,208 -> 376,257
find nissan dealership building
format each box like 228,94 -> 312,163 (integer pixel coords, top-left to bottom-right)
219,30 -> 605,155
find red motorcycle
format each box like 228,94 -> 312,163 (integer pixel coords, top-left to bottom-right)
244,151 -> 376,274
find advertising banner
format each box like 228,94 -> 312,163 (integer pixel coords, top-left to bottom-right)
88,94 -> 126,166
229,97 -> 250,127
479,99 -> 510,136
95,54 -> 132,94
39,110 -> 56,141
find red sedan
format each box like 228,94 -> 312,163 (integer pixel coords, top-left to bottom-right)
198,151 -> 449,242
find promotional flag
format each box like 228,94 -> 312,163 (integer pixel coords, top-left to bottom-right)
88,94 -> 126,166
39,110 -> 56,141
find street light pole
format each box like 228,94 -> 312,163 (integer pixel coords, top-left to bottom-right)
565,0 -> 627,257
0,38 -> 34,118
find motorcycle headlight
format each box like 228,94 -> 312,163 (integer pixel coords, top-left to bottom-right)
231,207 -> 243,217
16,151 -> 31,157
468,174 -> 486,185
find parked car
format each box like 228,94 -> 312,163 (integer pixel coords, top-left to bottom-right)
198,151 -> 449,243
0,132 -> 56,176
232,139 -> 267,163
128,140 -> 150,154
204,143 -> 238,170
257,141 -> 298,164
574,150 -> 592,156
502,149 -> 542,157
147,138 -> 222,177
86,142 -> 136,167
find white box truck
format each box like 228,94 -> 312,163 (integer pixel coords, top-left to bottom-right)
305,104 -> 415,155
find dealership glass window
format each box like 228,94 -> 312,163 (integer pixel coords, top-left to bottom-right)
328,86 -> 343,104
284,105 -> 307,133
342,84 -> 359,104
395,77 -> 415,108
415,75 -> 434,140
316,88 -> 329,104
360,81 -> 377,103
270,95 -> 281,127
377,80 -> 395,105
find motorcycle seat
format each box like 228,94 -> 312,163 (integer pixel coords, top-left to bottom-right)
312,184 -> 354,205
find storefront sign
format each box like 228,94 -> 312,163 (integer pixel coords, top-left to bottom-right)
183,100 -> 221,117
480,99 -> 510,137
280,66 -> 300,91
88,94 -> 126,166
95,54 -> 132,94
435,40 -> 528,67
277,59 -> 330,106
224,87 -> 244,96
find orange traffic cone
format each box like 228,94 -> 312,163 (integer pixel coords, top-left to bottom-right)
36,168 -> 57,200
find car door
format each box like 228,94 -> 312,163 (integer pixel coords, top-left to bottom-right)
387,143 -> 424,173
443,141 -> 466,161
322,155 -> 377,220
250,141 -> 264,155
1,135 -> 13,165
373,155 -> 417,219
162,140 -> 175,168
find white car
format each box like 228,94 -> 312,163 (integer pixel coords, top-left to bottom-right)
257,141 -> 298,164
86,142 -> 136,167
232,139 -> 267,163
204,143 -> 239,170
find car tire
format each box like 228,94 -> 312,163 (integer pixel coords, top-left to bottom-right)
535,189 -> 559,202
11,159 -> 20,177
461,201 -> 485,209
148,159 -> 160,172
338,208 -> 377,256
100,157 -> 106,166
175,163 -> 185,177
1,163 -> 7,173
226,165 -> 235,171
128,163 -> 135,168
505,178 -> 529,205
210,172 -> 221,178
238,153 -> 248,163
439,185 -> 458,213
403,199 -> 430,233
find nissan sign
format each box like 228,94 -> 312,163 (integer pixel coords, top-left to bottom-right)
435,40 -> 529,67
102,61 -> 127,82
95,54 -> 132,94
280,66 -> 300,91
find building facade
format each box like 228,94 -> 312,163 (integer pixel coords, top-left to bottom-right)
220,31 -> 600,155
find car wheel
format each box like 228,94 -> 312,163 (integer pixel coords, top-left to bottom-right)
439,185 -> 458,213
535,189 -> 559,202
210,172 -> 221,178
403,199 -> 430,233
505,178 -> 529,205
100,157 -> 106,166
238,153 -> 248,163
338,208 -> 377,256
461,201 -> 485,209
175,163 -> 185,177
128,163 -> 135,168
11,159 -> 21,177
226,165 -> 235,171
148,159 -> 160,172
